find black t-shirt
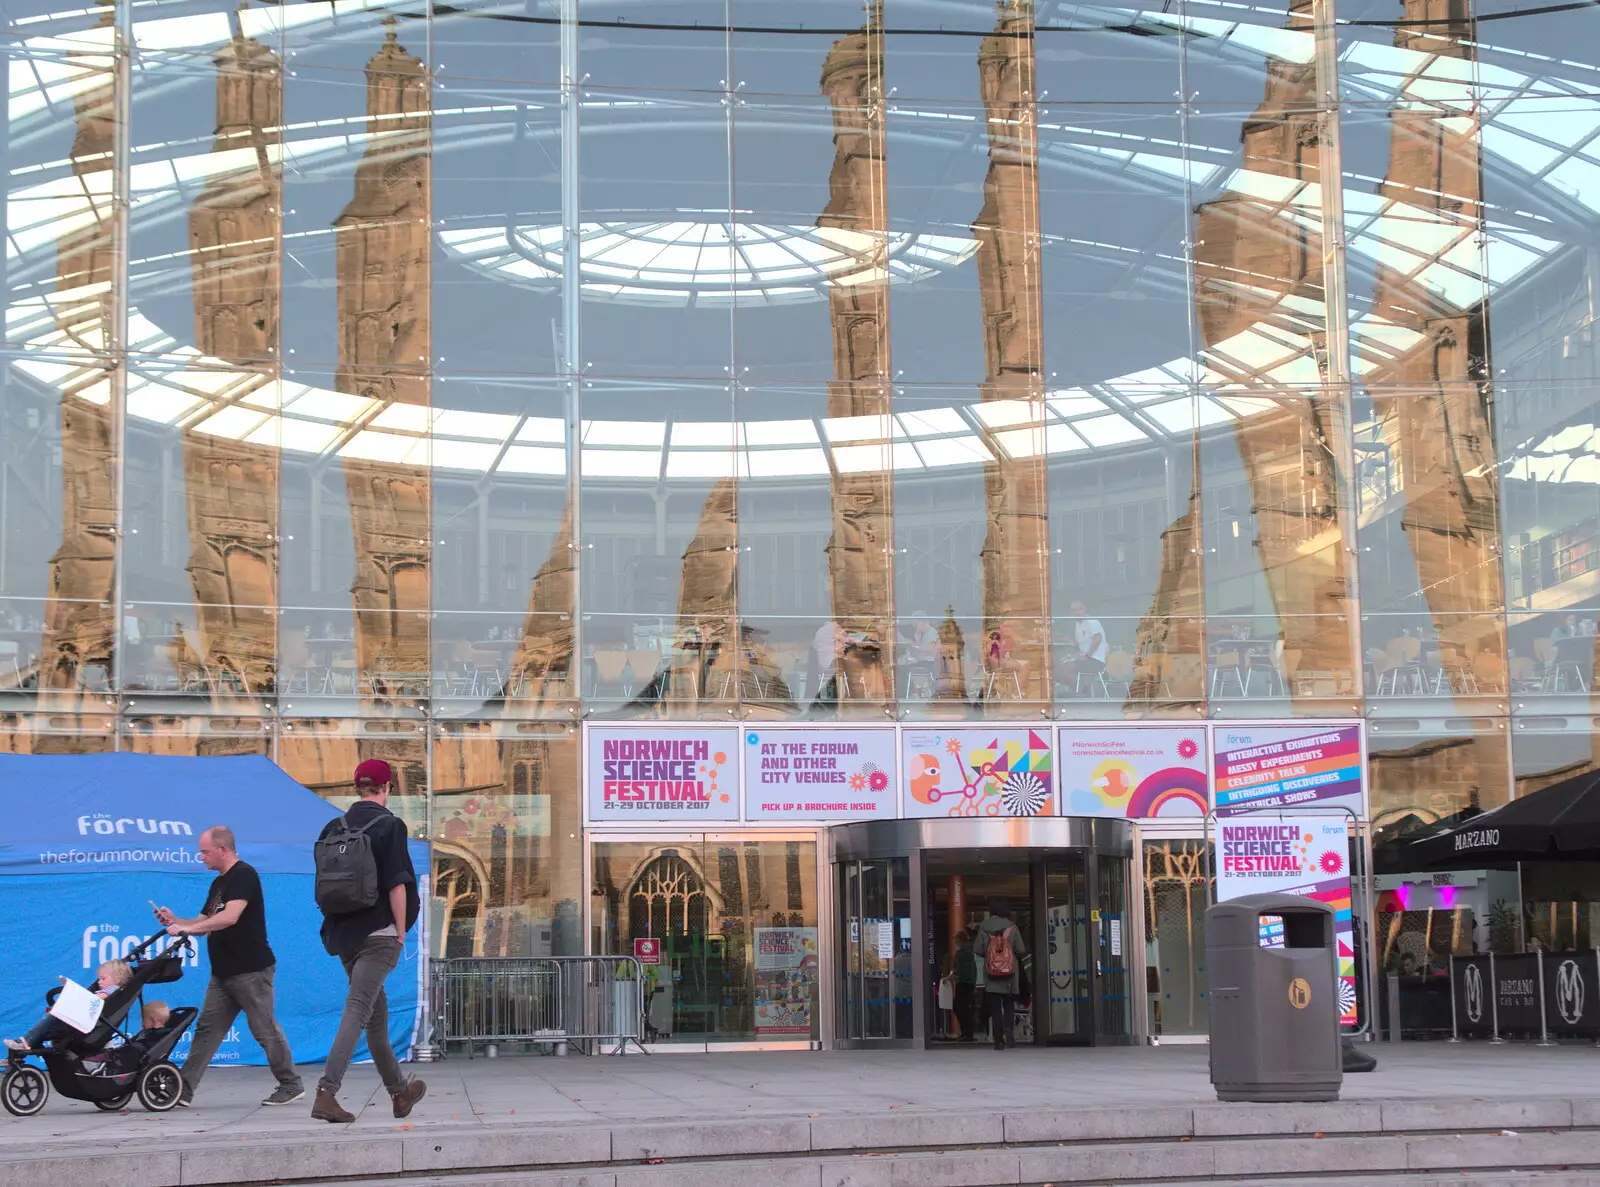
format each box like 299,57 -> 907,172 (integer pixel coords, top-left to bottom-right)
203,860 -> 274,977
317,800 -> 420,958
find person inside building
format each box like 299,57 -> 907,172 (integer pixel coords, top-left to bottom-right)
951,927 -> 980,1043
974,907 -> 1028,1050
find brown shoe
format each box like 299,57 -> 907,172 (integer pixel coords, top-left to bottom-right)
311,1088 -> 353,1124
392,1078 -> 426,1120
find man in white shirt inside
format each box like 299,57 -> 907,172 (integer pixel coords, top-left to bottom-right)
1069,601 -> 1108,694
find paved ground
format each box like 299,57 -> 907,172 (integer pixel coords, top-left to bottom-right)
2,1042 -> 1597,1145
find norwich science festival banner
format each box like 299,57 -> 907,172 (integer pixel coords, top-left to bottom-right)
1214,814 -> 1358,1025
1058,727 -> 1208,819
742,729 -> 898,823
1212,725 -> 1365,816
902,728 -> 1054,818
586,726 -> 741,822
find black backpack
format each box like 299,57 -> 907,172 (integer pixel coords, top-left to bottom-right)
314,815 -> 382,914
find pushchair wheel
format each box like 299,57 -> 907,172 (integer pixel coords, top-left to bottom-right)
93,1093 -> 133,1112
1,1065 -> 48,1117
136,1063 -> 183,1112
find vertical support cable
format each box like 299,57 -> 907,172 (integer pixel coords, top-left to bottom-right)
111,0 -> 133,741
1311,0 -> 1364,703
560,0 -> 582,710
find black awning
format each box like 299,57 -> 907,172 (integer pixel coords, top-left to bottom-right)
1406,768 -> 1600,869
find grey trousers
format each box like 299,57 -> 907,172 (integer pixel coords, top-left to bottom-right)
182,965 -> 302,1093
318,935 -> 406,1097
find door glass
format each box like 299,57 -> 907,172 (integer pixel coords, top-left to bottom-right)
593,837 -> 819,1044
1142,838 -> 1211,1037
1097,857 -> 1132,1039
1045,857 -> 1090,1042
838,857 -> 912,1041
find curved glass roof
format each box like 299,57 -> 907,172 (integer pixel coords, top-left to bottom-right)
4,0 -> 1597,483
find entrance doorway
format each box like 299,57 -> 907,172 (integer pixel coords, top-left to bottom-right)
831,817 -> 1134,1049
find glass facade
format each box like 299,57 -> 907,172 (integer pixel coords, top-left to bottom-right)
2,0 -> 1597,1029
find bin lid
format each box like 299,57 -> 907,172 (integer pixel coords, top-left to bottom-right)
1206,893 -> 1335,918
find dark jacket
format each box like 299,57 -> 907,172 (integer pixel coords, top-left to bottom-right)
317,799 -> 420,958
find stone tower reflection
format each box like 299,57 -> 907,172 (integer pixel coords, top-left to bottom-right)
818,1 -> 894,711
973,0 -> 1050,706
183,29 -> 283,697
38,4 -> 117,703
335,23 -> 432,695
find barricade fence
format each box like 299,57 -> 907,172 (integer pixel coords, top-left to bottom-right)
1448,951 -> 1600,1045
425,956 -> 647,1057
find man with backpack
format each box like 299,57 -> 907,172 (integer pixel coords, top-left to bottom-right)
974,906 -> 1029,1050
311,759 -> 426,1123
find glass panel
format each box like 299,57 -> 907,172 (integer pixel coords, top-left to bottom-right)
277,717 -> 430,834
119,714 -> 269,755
0,712 -> 115,753
580,0 -> 727,91
1044,855 -> 1088,1040
580,380 -> 736,715
429,375 -> 573,718
121,355 -> 279,704
433,0 -> 559,87
838,856 -> 912,1042
1369,719 -> 1510,868
1049,391 -> 1199,718
1142,838 -> 1211,1038
1096,855 -> 1130,1038
4,9 -> 119,360
592,835 -> 818,1044
430,722 -> 581,957
580,90 -> 733,379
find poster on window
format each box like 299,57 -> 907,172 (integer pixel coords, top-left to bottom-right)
1214,814 -> 1358,1025
586,726 -> 740,821
1058,727 -> 1207,819
754,927 -> 818,1037
902,728 -> 1054,818
742,729 -> 897,822
1212,725 -> 1364,816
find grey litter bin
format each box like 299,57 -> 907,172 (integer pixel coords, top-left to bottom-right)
1206,892 -> 1341,1103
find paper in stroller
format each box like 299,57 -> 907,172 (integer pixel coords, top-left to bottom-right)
48,979 -> 105,1034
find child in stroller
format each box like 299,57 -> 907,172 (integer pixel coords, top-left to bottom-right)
80,1002 -> 170,1074
2,932 -> 199,1116
5,959 -> 132,1053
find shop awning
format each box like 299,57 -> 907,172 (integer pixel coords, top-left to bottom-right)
1406,769 -> 1600,869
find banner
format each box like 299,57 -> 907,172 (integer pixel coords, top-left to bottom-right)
1213,725 -> 1364,816
586,727 -> 740,822
1493,954 -> 1542,1035
743,729 -> 897,822
753,927 -> 818,1037
1059,727 -> 1206,819
1214,814 -> 1357,1024
1543,952 -> 1600,1038
902,729 -> 1054,818
1453,955 -> 1493,1037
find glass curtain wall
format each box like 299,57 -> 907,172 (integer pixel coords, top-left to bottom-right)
0,0 -> 1597,957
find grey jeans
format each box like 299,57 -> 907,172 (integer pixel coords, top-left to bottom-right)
318,935 -> 406,1097
182,965 -> 302,1093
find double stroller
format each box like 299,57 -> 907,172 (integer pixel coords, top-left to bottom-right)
2,931 -> 198,1116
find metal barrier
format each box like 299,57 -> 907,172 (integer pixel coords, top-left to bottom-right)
427,956 -> 647,1057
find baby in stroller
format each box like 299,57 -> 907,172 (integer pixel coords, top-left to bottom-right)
4,959 -> 133,1053
1,933 -> 199,1116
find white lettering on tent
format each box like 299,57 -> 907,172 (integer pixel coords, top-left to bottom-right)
77,814 -> 193,837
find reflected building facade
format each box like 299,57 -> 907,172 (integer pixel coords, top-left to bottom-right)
1,0 -> 1598,1039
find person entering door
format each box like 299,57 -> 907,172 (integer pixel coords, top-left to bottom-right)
951,927 -> 979,1042
975,905 -> 1028,1050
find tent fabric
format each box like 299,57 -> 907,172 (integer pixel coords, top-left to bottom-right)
1406,769 -> 1600,869
0,753 -> 428,1068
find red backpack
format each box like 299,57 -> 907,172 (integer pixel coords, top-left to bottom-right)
984,926 -> 1016,978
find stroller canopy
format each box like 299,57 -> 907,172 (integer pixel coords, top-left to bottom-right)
0,753 -> 348,875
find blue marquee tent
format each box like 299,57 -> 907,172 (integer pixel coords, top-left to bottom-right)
0,752 -> 428,1068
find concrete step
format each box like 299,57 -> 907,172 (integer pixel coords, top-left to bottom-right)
5,1097 -> 1597,1187
180,1126 -> 1600,1187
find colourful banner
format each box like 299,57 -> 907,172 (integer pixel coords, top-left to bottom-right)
586,727 -> 740,821
1212,725 -> 1364,816
1059,727 -> 1207,819
902,729 -> 1054,818
754,927 -> 818,1037
1214,814 -> 1358,1025
742,729 -> 897,822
